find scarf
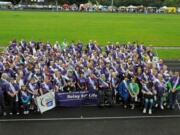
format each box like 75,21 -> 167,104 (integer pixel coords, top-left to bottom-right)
173,77 -> 179,90
89,77 -> 96,90
9,82 -> 19,102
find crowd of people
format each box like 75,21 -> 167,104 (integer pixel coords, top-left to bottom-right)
0,40 -> 179,116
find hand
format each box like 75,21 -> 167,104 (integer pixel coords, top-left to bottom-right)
15,91 -> 19,95
33,91 -> 38,95
172,89 -> 176,93
148,91 -> 153,95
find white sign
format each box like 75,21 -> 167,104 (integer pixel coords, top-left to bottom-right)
152,56 -> 159,63
36,91 -> 56,113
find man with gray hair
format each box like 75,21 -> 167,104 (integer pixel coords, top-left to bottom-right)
0,73 -> 10,116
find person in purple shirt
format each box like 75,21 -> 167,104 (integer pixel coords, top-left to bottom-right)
154,74 -> 168,110
40,77 -> 54,95
97,74 -> 112,107
0,73 -> 11,116
87,73 -> 98,92
77,73 -> 87,91
6,78 -> 20,115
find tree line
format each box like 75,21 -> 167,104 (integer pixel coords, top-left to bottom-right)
1,0 -> 180,7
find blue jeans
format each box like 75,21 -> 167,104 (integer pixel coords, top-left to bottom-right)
168,91 -> 178,107
144,98 -> 154,110
156,91 -> 164,106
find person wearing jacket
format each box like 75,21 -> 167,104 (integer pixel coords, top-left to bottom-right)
117,76 -> 130,108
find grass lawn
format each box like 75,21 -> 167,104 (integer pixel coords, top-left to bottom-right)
156,49 -> 180,59
0,10 -> 179,59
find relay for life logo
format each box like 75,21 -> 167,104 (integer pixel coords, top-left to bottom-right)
41,95 -> 54,107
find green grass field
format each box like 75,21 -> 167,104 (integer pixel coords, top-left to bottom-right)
0,11 -> 180,59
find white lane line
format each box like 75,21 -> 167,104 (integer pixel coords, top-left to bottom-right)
1,115 -> 180,122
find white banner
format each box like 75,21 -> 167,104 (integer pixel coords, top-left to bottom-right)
36,91 -> 56,114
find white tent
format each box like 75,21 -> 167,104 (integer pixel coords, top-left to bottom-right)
159,6 -> 167,13
127,5 -> 137,12
118,6 -> 126,11
0,1 -> 12,9
70,3 -> 78,11
127,5 -> 137,9
108,6 -> 117,11
178,7 -> 180,13
0,1 -> 12,6
162,6 -> 167,9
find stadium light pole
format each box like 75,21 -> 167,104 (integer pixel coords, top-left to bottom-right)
111,0 -> 114,6
55,0 -> 58,11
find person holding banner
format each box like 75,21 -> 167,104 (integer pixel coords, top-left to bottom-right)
63,79 -> 76,92
87,73 -> 97,92
128,77 -> 140,110
40,77 -> 54,95
167,71 -> 180,109
27,77 -> 40,111
77,73 -> 87,91
97,74 -> 112,107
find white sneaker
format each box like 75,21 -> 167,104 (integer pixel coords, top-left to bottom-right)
160,105 -> 164,110
16,112 -> 20,115
131,104 -> 135,110
148,109 -> 152,115
3,112 -> 7,116
124,105 -> 127,109
9,112 -> 13,115
143,108 -> 146,114
155,104 -> 158,108
26,111 -> 29,114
